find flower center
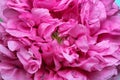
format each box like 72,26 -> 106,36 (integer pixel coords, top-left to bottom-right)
0,18 -> 2,22
52,31 -> 62,43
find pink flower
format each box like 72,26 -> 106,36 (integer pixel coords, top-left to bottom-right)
0,0 -> 120,80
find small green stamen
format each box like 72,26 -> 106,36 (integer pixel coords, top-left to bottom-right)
52,31 -> 62,43
0,18 -> 3,22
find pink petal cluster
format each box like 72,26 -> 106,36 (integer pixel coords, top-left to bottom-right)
0,0 -> 120,80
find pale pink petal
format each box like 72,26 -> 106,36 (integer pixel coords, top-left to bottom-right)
7,40 -> 20,51
6,29 -> 30,37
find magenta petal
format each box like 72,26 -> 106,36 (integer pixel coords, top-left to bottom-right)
6,29 -> 30,37
58,69 -> 87,80
75,36 -> 89,53
24,60 -> 40,74
88,66 -> 117,80
17,49 -> 41,74
0,44 -> 16,59
68,24 -> 87,38
0,62 -> 32,80
17,49 -> 31,66
34,69 -> 50,80
3,8 -> 20,19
